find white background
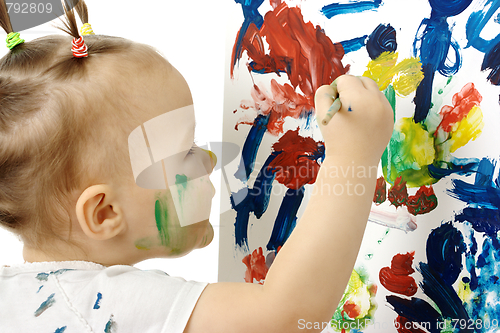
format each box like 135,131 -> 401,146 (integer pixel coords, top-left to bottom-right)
0,0 -> 230,283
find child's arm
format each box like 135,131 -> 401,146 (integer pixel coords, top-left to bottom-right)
185,75 -> 394,333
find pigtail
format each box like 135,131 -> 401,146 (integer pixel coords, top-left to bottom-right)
57,0 -> 80,39
0,0 -> 25,51
76,1 -> 95,35
0,0 -> 13,34
57,0 -> 88,58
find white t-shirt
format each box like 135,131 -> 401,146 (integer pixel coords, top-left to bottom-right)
0,261 -> 207,333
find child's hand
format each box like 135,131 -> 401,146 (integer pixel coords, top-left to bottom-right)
315,75 -> 394,164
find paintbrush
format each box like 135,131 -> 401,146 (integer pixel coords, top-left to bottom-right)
321,79 -> 341,125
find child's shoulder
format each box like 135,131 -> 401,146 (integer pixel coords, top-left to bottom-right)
0,261 -> 207,333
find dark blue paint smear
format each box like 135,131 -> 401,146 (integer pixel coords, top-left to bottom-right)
449,158 -> 500,236
54,327 -> 67,333
366,24 -> 397,60
93,292 -> 102,310
413,15 -> 463,123
481,40 -> 500,85
232,152 -> 277,249
386,296 -> 441,332
426,223 -> 465,286
266,187 -> 305,251
340,35 -> 367,54
427,157 -> 479,180
429,0 -> 473,17
418,263 -> 472,331
232,0 -> 265,71
236,114 -> 269,182
321,0 -> 382,19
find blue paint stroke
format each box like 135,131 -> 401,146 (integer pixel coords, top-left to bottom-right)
267,187 -> 305,251
340,35 -> 367,54
466,0 -> 500,53
36,285 -> 43,293
412,0 -> 472,123
321,0 -> 382,19
34,293 -> 55,317
462,230 -> 500,327
36,269 -> 73,282
482,40 -> 500,85
418,262 -> 472,331
54,327 -> 67,333
232,152 -> 277,250
427,156 -> 479,179
236,114 -> 269,182
104,314 -> 117,333
465,0 -> 500,86
426,223 -> 466,287
232,0 -> 265,72
366,24 -> 397,60
448,158 -> 500,236
93,292 -> 102,310
386,296 -> 441,332
413,16 -> 463,123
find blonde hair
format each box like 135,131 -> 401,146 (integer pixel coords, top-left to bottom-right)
0,0 -> 165,250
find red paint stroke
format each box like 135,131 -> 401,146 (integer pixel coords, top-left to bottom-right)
342,300 -> 361,320
268,128 -> 323,189
379,252 -> 418,296
435,82 -> 482,134
373,176 -> 387,204
406,185 -> 438,215
395,315 -> 427,333
234,0 -> 348,97
242,247 -> 268,284
388,176 -> 408,208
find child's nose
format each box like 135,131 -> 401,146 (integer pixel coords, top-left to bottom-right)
201,148 -> 217,172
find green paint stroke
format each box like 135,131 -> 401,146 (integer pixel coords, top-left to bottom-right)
155,193 -> 170,247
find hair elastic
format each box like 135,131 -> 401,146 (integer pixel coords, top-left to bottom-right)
6,32 -> 24,50
72,36 -> 88,58
80,23 -> 95,36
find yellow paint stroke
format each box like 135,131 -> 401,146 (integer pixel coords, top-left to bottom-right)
396,117 -> 435,171
449,106 -> 484,152
457,280 -> 473,303
363,52 -> 423,96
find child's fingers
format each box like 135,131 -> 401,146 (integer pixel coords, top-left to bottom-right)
315,84 -> 338,124
357,76 -> 380,91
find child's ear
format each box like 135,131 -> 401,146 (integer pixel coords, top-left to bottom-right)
75,185 -> 126,241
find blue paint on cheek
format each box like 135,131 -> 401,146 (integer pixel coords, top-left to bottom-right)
366,24 -> 397,60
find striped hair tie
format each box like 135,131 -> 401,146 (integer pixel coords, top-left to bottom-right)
80,23 -> 95,36
72,36 -> 88,58
6,32 -> 24,50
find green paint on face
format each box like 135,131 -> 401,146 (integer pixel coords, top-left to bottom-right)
175,174 -> 188,187
135,237 -> 154,250
153,191 -> 192,255
155,194 -> 170,247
